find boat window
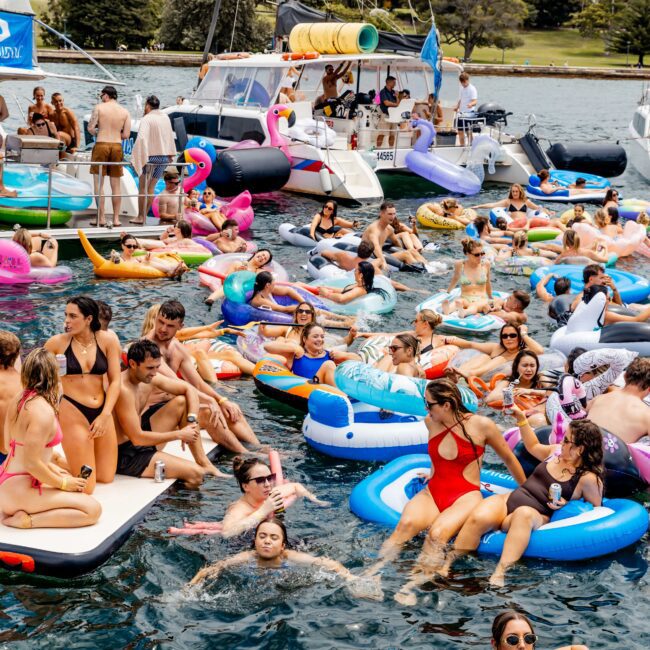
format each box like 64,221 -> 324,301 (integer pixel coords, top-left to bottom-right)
251,67 -> 286,108
219,115 -> 266,143
194,67 -> 225,102
357,66 -> 379,103
168,111 -> 220,139
397,68 -> 429,101
294,64 -> 323,102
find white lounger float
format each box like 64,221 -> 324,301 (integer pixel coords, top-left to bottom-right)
0,433 -> 220,578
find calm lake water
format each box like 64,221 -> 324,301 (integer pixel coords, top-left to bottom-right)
0,63 -> 648,649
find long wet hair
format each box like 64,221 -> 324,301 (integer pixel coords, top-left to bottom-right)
141,303 -> 161,336
473,216 -> 491,237
19,348 -> 60,415
67,296 -> 101,332
392,333 -> 420,359
508,349 -> 540,387
233,456 -> 270,492
251,271 -> 274,299
562,229 -> 580,250
491,611 -> 534,647
425,379 -> 479,463
253,517 -> 289,549
507,183 -> 526,200
568,419 -> 604,488
319,200 -> 338,219
249,248 -> 273,267
602,188 -> 618,206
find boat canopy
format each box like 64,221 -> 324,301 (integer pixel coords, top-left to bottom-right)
0,1 -> 34,15
0,2 -> 39,79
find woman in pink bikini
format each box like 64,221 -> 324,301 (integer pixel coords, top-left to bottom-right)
0,348 -> 101,529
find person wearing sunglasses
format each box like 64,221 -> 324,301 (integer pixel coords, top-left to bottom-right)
199,187 -> 226,230
366,379 -> 525,605
115,233 -> 187,278
442,238 -> 493,316
491,611 -> 589,650
441,409 -> 603,587
188,518 -> 381,599
444,323 -> 544,381
308,200 -> 358,241
374,333 -> 424,378
156,168 -> 184,223
602,188 -> 619,210
471,184 -> 543,222
219,457 -> 328,538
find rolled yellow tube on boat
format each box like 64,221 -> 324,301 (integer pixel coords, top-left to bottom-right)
289,23 -> 379,55
78,229 -> 182,279
416,203 -> 464,230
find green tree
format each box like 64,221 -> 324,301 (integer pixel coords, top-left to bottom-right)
570,1 -> 616,38
158,0 -> 272,53
524,0 -> 580,28
431,0 -> 527,61
607,0 -> 650,65
43,0 -> 159,49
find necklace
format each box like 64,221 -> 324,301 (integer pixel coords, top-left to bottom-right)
72,335 -> 95,355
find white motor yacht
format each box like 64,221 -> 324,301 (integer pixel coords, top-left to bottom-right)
629,87 -> 650,182
162,52 -> 539,203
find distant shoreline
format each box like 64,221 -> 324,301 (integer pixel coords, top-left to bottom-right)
37,49 -> 650,80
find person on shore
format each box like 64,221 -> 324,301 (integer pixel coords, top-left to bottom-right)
491,611 -> 589,650
51,93 -> 81,153
188,518 -> 381,599
131,95 -> 176,224
144,300 -> 261,454
455,72 -> 477,146
113,339 -> 223,485
44,296 -> 122,493
87,85 -> 132,227
0,348 -> 101,529
308,200 -> 358,240
441,412 -> 603,586
376,75 -> 398,148
0,331 -> 21,463
220,457 -> 328,537
586,357 -> 650,444
206,218 -> 248,253
12,227 -> 59,268
156,168 -> 184,222
442,238 -> 492,315
365,379 -> 524,604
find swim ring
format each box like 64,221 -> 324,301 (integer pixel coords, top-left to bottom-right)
350,454 -> 647,561
493,255 -> 552,276
308,275 -> 397,315
0,240 -> 72,285
572,220 -> 646,257
416,203 -> 464,230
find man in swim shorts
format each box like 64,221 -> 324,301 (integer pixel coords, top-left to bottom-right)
114,339 -> 223,483
143,300 -> 261,454
587,357 -> 650,444
87,85 -> 131,227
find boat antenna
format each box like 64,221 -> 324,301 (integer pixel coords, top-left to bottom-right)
229,0 -> 241,52
202,0 -> 223,63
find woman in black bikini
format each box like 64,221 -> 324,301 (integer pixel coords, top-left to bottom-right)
45,296 -> 122,493
471,183 -> 543,220
308,200 -> 358,240
441,412 -> 603,586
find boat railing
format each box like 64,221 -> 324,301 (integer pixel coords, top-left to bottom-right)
1,157 -> 197,230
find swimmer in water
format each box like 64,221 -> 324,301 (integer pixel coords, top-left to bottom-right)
188,518 -> 382,599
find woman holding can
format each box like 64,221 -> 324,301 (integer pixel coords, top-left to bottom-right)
45,296 -> 122,494
440,408 -> 604,586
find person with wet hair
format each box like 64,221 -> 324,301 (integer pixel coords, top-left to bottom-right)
491,611 -> 589,650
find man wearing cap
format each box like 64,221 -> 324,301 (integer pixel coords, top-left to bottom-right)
87,85 -> 131,227
130,95 -> 176,224
157,167 -> 183,222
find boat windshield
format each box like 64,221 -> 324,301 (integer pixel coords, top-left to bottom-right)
195,65 -> 289,108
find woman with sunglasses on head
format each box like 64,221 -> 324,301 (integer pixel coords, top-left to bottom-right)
486,349 -> 550,427
44,296 -> 122,494
219,457 -> 328,538
114,233 -> 187,278
491,611 -> 589,650
308,200 -> 359,240
442,239 -> 492,315
445,323 -> 544,381
188,518 -> 380,599
442,411 -> 603,587
366,379 -> 525,604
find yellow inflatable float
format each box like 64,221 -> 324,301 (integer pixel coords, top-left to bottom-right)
560,208 -> 593,224
78,230 -> 183,279
416,203 -> 465,230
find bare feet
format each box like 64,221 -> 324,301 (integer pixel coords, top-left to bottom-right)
394,589 -> 417,606
3,510 -> 32,529
441,299 -> 451,315
348,576 -> 384,601
489,571 -> 506,588
129,218 -> 145,224
113,220 -> 122,227
200,463 -> 229,479
0,188 -> 18,198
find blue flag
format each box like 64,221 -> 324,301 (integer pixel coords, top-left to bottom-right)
420,18 -> 442,100
0,11 -> 34,70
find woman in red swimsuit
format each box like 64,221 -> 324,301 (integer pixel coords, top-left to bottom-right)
368,379 -> 525,604
0,349 -> 100,529
45,296 -> 122,493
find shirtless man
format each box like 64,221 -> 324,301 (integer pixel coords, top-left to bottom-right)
455,290 -> 530,324
206,219 -> 248,253
316,62 -> 351,106
87,85 -> 131,227
144,300 -> 261,454
0,331 -> 21,462
361,202 -> 427,270
587,357 -> 650,444
157,168 -> 183,222
51,93 -> 81,153
114,339 -> 223,485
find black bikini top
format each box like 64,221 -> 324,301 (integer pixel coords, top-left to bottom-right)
64,335 -> 109,375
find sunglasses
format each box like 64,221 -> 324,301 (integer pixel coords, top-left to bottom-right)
123,244 -> 137,250
501,332 -> 519,339
296,308 -> 313,314
388,345 -> 404,353
324,206 -> 333,211
472,251 -> 486,257
34,122 -> 46,127
247,473 -> 276,485
504,633 -> 537,646
424,399 -> 438,410
168,179 -> 181,184
561,437 -> 574,447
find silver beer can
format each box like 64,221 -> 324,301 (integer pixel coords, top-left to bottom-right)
549,483 -> 562,504
154,460 -> 166,483
56,353 -> 67,377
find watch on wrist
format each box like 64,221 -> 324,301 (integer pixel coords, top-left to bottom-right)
187,414 -> 197,423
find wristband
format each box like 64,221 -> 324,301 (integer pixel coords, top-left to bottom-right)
217,396 -> 228,405
61,477 -> 67,491
516,419 -> 529,428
